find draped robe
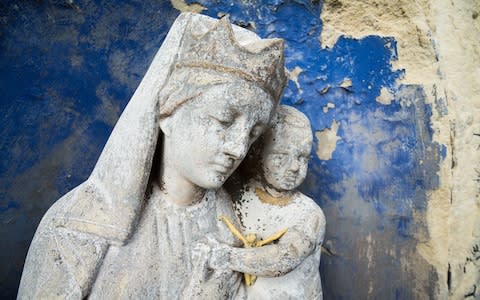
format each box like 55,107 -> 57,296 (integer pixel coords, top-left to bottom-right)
17,13 -> 262,299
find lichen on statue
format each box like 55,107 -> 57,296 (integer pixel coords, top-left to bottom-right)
17,13 -> 286,299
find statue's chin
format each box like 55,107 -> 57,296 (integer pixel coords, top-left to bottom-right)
195,173 -> 228,190
279,183 -> 299,192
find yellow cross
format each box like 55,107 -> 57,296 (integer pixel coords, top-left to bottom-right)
219,215 -> 288,287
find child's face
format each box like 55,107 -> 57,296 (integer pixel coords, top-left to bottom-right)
261,126 -> 312,191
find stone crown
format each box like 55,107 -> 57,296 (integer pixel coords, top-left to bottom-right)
175,16 -> 287,101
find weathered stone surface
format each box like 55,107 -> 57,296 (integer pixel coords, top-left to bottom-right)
226,105 -> 326,299
18,13 -> 289,299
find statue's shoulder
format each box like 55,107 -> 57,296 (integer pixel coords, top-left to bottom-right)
32,184 -> 81,235
18,183 -> 109,300
293,192 -> 326,234
295,191 -> 324,213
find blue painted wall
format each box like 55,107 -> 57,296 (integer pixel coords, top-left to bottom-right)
0,0 -> 444,298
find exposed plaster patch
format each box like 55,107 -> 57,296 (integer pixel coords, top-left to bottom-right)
321,0 -> 480,298
319,85 -> 330,95
315,120 -> 340,160
366,233 -> 374,269
368,281 -> 373,295
322,102 -> 335,113
421,1 -> 480,298
288,66 -> 303,93
376,87 -> 393,105
320,0 -> 439,88
170,0 -> 206,13
338,77 -> 352,90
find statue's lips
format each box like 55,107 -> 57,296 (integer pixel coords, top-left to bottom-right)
211,162 -> 234,174
283,175 -> 297,183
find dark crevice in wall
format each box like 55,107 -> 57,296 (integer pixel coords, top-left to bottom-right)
447,263 -> 452,292
464,284 -> 476,298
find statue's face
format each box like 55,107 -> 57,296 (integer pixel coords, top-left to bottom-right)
261,126 -> 312,191
162,82 -> 274,190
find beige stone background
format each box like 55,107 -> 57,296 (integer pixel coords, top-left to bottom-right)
320,0 -> 480,298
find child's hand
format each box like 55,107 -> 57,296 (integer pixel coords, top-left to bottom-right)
210,241 -> 232,270
184,238 -> 236,299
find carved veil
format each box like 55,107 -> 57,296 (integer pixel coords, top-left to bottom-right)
18,13 -> 285,299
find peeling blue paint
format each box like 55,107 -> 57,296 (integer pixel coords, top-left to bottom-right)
0,1 -> 179,298
0,0 -> 445,298
188,1 -> 443,298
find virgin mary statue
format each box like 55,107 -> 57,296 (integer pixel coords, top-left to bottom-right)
18,13 -> 286,299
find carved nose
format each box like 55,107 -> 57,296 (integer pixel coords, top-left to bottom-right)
224,133 -> 249,161
289,159 -> 300,172
224,142 -> 247,160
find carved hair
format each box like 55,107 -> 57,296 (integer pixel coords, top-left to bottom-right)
271,105 -> 311,132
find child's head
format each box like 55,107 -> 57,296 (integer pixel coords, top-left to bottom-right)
261,105 -> 313,192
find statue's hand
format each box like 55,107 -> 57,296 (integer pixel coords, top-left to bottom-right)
209,239 -> 232,270
193,235 -> 231,270
185,238 -> 236,299
191,239 -> 212,280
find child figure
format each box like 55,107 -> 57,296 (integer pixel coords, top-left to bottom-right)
215,105 -> 326,300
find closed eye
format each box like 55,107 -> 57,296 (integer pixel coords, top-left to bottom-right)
249,124 -> 264,140
299,155 -> 309,162
210,115 -> 234,128
269,153 -> 289,164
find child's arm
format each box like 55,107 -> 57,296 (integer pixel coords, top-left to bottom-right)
212,212 -> 323,277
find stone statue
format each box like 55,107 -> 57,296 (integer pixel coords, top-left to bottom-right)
218,105 -> 326,299
17,13 -> 286,299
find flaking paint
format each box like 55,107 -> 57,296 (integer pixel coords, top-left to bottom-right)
0,0 -> 474,298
